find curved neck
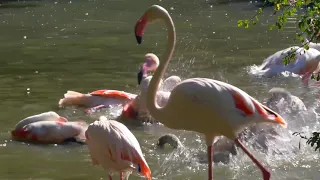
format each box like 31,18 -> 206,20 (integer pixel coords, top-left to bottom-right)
146,13 -> 176,120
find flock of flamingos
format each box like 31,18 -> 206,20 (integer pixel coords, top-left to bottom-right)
9,4 -> 320,180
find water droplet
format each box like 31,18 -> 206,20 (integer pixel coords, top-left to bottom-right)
27,88 -> 30,91
23,36 -> 27,39
85,13 -> 88,16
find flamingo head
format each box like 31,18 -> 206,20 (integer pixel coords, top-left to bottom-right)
137,53 -> 159,85
135,5 -> 169,44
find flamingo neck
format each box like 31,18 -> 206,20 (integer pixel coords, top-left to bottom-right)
146,13 -> 176,121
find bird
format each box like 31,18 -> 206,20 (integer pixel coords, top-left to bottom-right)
11,111 -> 88,144
256,46 -> 320,86
121,53 -> 181,123
123,75 -> 181,123
85,116 -> 151,180
134,5 -> 287,180
58,90 -> 137,113
58,53 -> 163,111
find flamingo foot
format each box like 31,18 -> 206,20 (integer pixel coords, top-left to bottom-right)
235,139 -> 270,180
207,145 -> 213,180
85,105 -> 106,114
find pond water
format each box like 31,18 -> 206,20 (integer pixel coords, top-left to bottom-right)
0,0 -> 319,179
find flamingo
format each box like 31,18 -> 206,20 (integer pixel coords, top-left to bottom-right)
123,75 -> 181,123
85,116 -> 151,180
58,53 -> 162,111
256,46 -> 320,86
134,5 -> 287,180
58,90 -> 137,113
11,111 -> 88,144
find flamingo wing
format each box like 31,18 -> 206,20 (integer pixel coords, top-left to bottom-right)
90,90 -> 137,101
215,81 -> 287,127
108,120 -> 151,179
85,117 -> 151,179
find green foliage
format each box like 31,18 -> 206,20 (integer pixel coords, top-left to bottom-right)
238,0 -> 320,73
293,132 -> 320,152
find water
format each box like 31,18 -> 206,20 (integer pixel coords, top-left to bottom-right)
0,0 -> 319,179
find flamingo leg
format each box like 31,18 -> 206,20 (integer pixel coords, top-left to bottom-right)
235,139 -> 270,180
301,72 -> 312,87
84,105 -> 106,114
207,145 -> 213,180
120,172 -> 123,180
108,173 -> 113,180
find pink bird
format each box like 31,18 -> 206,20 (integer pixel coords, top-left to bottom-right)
257,46 -> 320,86
59,89 -> 136,111
11,111 -> 88,144
125,75 -> 181,123
85,116 -> 151,180
134,5 -> 287,180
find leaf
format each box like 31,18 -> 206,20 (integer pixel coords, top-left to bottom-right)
244,20 -> 249,28
237,20 -> 244,27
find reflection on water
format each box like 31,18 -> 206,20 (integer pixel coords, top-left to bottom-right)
0,0 -> 319,179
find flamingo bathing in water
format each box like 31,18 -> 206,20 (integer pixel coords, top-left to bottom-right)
124,75 -> 181,123
256,46 -> 320,86
134,5 -> 287,180
85,116 -> 151,180
11,111 -> 88,144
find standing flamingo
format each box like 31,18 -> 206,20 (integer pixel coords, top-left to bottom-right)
134,5 -> 287,180
85,116 -> 151,180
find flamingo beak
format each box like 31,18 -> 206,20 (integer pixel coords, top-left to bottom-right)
135,17 -> 147,44
137,64 -> 148,85
138,70 -> 144,85
136,35 -> 142,44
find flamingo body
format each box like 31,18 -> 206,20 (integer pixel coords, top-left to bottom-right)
161,78 -> 286,137
11,111 -> 87,144
13,111 -> 67,130
59,90 -> 137,108
12,121 -> 88,144
85,116 -> 151,180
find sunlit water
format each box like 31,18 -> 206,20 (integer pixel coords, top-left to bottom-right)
0,0 -> 320,179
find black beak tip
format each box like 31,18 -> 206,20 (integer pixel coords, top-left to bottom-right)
137,71 -> 143,85
136,35 -> 142,44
